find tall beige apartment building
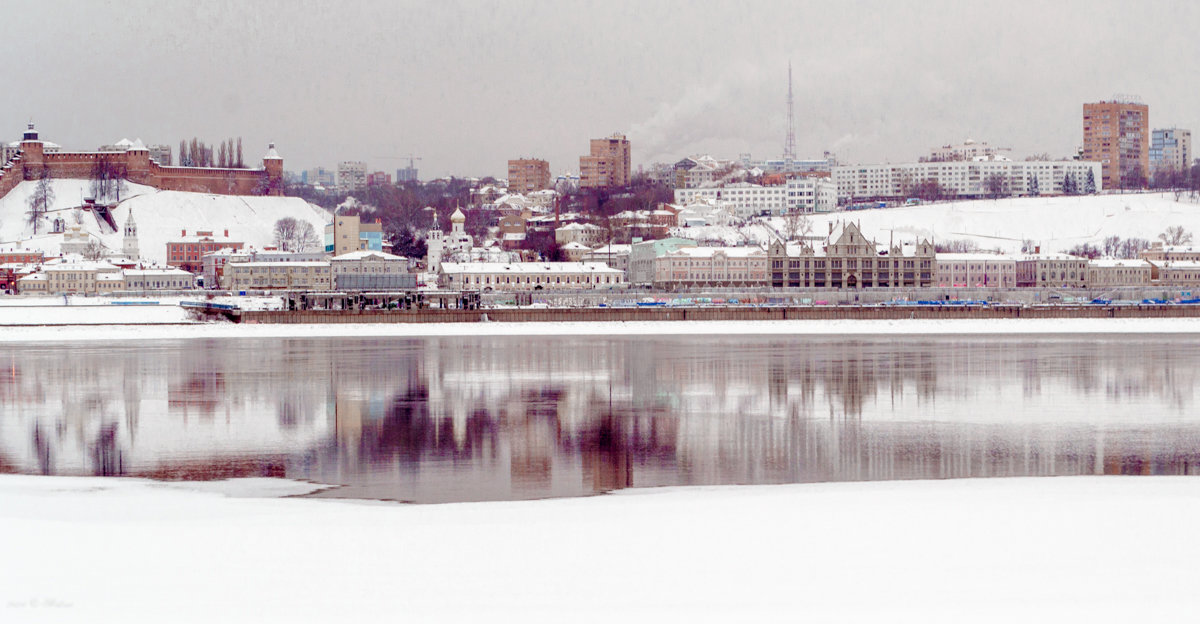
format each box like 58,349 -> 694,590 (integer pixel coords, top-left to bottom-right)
1083,100 -> 1149,190
580,133 -> 631,189
507,158 -> 551,193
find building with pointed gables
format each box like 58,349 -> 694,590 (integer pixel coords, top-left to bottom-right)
766,221 -> 934,289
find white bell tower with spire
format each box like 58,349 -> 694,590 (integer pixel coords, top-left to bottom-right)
122,210 -> 139,260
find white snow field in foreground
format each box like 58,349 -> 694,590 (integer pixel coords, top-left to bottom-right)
1,475 -> 1198,622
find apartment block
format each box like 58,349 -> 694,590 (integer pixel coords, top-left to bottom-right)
580,134 -> 631,189
507,158 -> 551,193
338,161 -> 367,192
1083,99 -> 1149,190
1150,128 -> 1192,176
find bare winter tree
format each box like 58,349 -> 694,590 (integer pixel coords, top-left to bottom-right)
236,137 -> 244,168
934,238 -> 980,253
1159,226 -> 1193,246
82,239 -> 106,261
1064,243 -> 1100,259
984,173 -> 1010,199
1119,237 -> 1150,259
782,210 -> 813,241
26,170 -> 54,234
1102,235 -> 1122,258
91,154 -> 128,203
273,217 -> 300,250
178,139 -> 189,166
294,221 -> 319,252
273,217 -> 320,252
217,141 -> 228,168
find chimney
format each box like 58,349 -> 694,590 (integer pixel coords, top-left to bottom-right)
224,229 -> 229,238
181,229 -> 186,236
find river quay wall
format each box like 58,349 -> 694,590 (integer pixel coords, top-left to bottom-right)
231,304 -> 1200,324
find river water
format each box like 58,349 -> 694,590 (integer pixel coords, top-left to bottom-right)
1,335 -> 1198,502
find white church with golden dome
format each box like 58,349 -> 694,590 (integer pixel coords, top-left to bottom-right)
425,207 -> 473,272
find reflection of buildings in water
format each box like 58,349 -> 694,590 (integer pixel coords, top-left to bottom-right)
0,340 -> 334,477
4,336 -> 1200,500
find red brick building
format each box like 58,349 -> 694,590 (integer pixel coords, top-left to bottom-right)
0,250 -> 44,264
0,124 -> 284,201
168,230 -> 244,273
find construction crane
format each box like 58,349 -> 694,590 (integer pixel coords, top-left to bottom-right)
373,154 -> 423,169
372,154 -> 423,182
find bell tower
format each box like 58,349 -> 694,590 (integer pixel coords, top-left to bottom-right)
123,210 -> 139,260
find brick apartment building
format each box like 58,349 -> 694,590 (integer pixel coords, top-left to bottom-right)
580,134 -> 631,189
1083,99 -> 1149,190
507,158 -> 551,193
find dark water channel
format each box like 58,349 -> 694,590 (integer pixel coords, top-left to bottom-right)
2,335 -> 1199,502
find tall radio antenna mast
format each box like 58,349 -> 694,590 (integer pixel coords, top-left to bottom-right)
783,62 -> 797,162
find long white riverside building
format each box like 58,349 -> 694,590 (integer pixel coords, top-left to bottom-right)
831,159 -> 1103,203
439,262 -> 625,291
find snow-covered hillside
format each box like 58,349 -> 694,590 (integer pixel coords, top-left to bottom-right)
675,193 -> 1200,253
0,179 -> 332,265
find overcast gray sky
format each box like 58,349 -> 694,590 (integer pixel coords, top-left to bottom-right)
2,0 -> 1197,178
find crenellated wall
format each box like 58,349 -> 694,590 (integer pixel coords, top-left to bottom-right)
0,139 -> 282,200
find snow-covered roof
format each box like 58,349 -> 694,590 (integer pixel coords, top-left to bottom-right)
557,222 -> 602,231
263,143 -> 282,160
1013,253 -> 1086,261
170,233 -> 242,243
130,139 -> 147,151
561,241 -> 591,251
18,273 -> 47,281
331,250 -> 405,262
450,207 -> 466,222
588,244 -> 632,255
937,253 -> 1016,262
124,267 -> 194,276
440,262 -> 623,275
1089,259 -> 1150,268
228,261 -> 331,268
1158,261 -> 1200,270
43,260 -> 120,272
666,246 -> 766,259
6,140 -> 61,149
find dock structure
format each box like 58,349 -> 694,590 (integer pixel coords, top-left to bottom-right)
282,290 -> 480,312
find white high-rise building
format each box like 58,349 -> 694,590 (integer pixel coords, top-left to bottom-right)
338,161 -> 367,192
1150,128 -> 1192,176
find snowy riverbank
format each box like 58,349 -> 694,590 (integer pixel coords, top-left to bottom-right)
2,474 -> 1198,622
4,316 -> 1200,341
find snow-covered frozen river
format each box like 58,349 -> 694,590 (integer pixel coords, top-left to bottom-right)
2,333 -> 1199,502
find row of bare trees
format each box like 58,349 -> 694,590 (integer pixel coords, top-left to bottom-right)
178,137 -> 245,168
